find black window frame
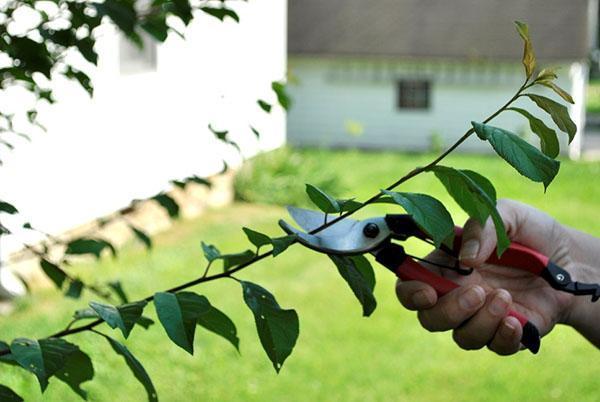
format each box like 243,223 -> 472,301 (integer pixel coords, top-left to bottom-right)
397,79 -> 431,110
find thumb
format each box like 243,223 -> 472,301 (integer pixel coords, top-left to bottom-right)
458,199 -> 520,267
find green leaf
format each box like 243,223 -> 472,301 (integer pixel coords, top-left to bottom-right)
73,307 -> 99,321
10,338 -> 80,392
270,235 -> 296,256
90,301 -> 147,338
108,281 -> 130,304
172,0 -> 193,25
66,238 -> 116,259
129,225 -> 152,250
243,227 -> 272,249
538,81 -> 575,104
526,94 -> 577,142
471,121 -> 560,189
102,335 -> 158,402
154,292 -> 211,354
187,176 -> 211,188
65,279 -> 84,299
94,0 -> 137,34
535,67 -> 559,82
337,198 -> 362,212
197,304 -> 240,351
271,81 -> 291,110
152,193 -> 179,218
429,166 -> 510,255
514,21 -> 536,79
250,126 -> 261,139
329,255 -> 377,316
40,259 -> 66,289
219,250 -> 255,271
257,100 -> 272,113
201,242 -> 220,263
0,200 -> 18,214
507,107 -> 560,158
0,384 -> 23,402
200,6 -> 240,22
136,316 -> 155,329
54,349 -> 94,400
305,184 -> 340,213
141,15 -> 169,42
380,190 -> 454,248
241,281 -> 299,372
208,124 -> 228,141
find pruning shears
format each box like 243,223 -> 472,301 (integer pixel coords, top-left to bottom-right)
279,207 -> 600,354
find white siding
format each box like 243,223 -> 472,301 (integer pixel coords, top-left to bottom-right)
0,0 -> 287,260
287,57 -> 582,154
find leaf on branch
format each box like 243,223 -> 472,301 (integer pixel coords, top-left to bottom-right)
201,241 -> 221,263
241,281 -> 299,373
271,82 -> 291,110
89,300 -> 147,338
141,15 -> 169,42
196,302 -> 240,351
257,100 -> 272,113
187,176 -> 211,188
108,281 -> 130,304
507,107 -> 560,158
54,349 -> 95,400
154,291 -> 211,354
270,235 -> 296,256
537,81 -> 575,104
101,335 -> 158,402
129,225 -> 152,250
429,166 -> 510,256
535,67 -> 559,82
10,338 -> 92,395
73,307 -> 100,322
329,255 -> 377,317
94,0 -> 137,34
471,121 -> 560,189
136,316 -> 155,329
250,126 -> 261,139
219,250 -> 256,271
0,200 -> 18,214
380,190 -> 454,248
305,184 -> 340,213
243,227 -> 272,250
172,0 -> 193,25
208,124 -> 228,141
65,279 -> 84,299
337,198 -> 362,212
0,384 -> 23,402
152,193 -> 180,218
66,238 -> 117,259
514,21 -> 536,79
65,66 -> 93,97
526,94 -> 577,142
40,259 -> 67,290
200,6 -> 240,23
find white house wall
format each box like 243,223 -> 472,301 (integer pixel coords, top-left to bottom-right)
0,0 -> 287,260
287,57 -> 582,154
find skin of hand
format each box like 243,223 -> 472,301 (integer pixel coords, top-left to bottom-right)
395,199 -> 600,355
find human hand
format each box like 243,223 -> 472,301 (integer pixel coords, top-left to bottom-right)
395,199 -> 600,354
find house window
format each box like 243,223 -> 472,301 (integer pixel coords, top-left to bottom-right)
397,80 -> 430,109
119,34 -> 157,74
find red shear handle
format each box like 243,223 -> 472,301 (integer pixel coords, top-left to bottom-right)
453,230 -> 549,275
396,257 -> 541,353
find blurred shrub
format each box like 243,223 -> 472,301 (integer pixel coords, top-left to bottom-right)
234,147 -> 345,206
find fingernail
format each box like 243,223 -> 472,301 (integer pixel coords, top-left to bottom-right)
459,286 -> 485,310
500,318 -> 517,338
459,239 -> 480,261
412,290 -> 434,307
488,291 -> 510,316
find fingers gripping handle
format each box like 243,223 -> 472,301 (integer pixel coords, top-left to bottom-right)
386,254 -> 541,353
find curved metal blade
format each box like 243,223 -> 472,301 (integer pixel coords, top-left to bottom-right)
287,206 -> 358,235
279,208 -> 390,255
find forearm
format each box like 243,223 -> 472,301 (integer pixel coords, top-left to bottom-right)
564,227 -> 600,348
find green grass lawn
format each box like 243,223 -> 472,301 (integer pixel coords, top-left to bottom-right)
2,149 -> 599,402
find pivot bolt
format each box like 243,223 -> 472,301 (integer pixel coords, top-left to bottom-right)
363,223 -> 380,238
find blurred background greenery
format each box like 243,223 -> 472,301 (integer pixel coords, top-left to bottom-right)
2,148 -> 598,402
